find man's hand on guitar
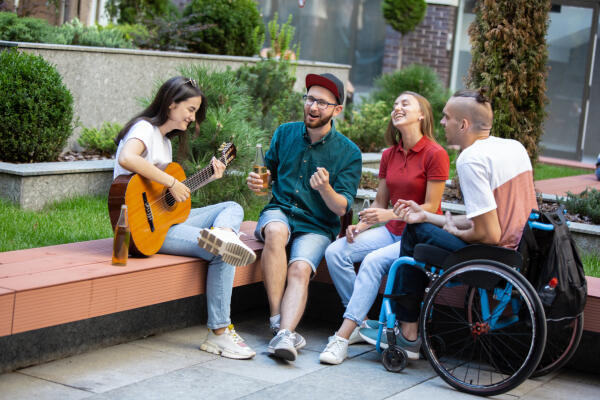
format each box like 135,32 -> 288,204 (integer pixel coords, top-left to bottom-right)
169,178 -> 191,202
209,157 -> 226,181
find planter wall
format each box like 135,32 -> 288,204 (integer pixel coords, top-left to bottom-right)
4,41 -> 351,151
0,160 -> 114,210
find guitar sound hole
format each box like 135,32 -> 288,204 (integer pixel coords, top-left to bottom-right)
165,191 -> 176,207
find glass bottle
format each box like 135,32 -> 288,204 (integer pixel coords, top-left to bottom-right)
253,144 -> 269,196
112,204 -> 130,266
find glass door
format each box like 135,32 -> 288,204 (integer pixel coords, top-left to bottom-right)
543,3 -> 596,160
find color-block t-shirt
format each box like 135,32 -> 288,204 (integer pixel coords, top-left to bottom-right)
379,137 -> 449,236
457,136 -> 538,249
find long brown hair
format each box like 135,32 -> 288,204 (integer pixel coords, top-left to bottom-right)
115,77 -> 207,158
384,91 -> 436,147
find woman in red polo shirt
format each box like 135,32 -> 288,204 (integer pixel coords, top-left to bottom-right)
319,91 -> 449,365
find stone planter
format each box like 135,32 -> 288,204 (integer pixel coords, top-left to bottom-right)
0,160 -> 114,210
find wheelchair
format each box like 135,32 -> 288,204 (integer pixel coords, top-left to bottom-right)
374,213 -> 584,397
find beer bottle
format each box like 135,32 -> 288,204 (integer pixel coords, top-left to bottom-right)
112,204 -> 130,266
253,144 -> 269,196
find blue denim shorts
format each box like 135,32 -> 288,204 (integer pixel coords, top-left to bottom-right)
255,208 -> 332,273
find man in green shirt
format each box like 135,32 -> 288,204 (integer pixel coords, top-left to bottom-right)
246,73 -> 362,362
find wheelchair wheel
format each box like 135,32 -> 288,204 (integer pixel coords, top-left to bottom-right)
421,260 -> 546,397
530,314 -> 583,377
382,345 -> 407,373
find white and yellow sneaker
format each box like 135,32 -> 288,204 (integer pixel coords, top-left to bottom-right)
198,228 -> 256,267
200,325 -> 256,359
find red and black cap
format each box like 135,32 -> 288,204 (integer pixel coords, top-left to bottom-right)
305,73 -> 345,105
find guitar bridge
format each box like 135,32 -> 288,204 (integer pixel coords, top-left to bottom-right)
142,192 -> 155,232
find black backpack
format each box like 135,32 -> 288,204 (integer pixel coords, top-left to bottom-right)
518,206 -> 587,320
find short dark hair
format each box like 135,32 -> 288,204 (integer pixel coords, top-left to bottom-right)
452,87 -> 491,105
115,76 -> 207,145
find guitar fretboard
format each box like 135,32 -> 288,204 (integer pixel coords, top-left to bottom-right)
182,155 -> 226,192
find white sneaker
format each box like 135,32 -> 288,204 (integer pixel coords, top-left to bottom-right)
270,323 -> 306,350
198,228 -> 256,266
200,325 -> 256,359
348,320 -> 379,345
268,329 -> 297,361
319,334 -> 348,365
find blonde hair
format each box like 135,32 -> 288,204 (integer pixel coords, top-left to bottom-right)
384,91 -> 436,147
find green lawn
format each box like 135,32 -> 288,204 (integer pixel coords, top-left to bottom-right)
533,163 -> 593,181
0,196 -> 113,252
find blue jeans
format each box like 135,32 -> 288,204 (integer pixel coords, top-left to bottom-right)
255,208 -> 331,273
159,201 -> 244,330
324,226 -> 402,325
395,222 -> 469,322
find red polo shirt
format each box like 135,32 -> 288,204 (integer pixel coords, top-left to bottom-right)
379,137 -> 449,236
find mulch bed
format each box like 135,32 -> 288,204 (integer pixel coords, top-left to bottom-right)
57,150 -> 113,162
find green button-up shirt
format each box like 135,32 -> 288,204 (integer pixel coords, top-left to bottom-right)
263,121 -> 362,241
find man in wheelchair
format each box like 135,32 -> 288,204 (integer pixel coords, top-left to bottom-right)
391,88 -> 538,353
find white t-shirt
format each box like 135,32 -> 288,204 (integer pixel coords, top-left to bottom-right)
457,136 -> 538,249
113,120 -> 172,179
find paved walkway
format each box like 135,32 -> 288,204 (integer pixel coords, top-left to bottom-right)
535,174 -> 600,197
0,313 -> 598,400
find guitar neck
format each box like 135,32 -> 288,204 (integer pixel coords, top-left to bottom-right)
182,156 -> 225,193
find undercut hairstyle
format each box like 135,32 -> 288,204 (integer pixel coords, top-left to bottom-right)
451,87 -> 493,131
115,76 -> 207,145
385,91 -> 437,147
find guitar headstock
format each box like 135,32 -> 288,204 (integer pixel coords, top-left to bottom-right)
218,142 -> 236,166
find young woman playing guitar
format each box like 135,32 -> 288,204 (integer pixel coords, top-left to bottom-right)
112,76 -> 256,359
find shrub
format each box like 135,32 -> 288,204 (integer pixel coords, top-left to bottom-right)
0,11 -> 61,43
236,59 -> 303,135
105,0 -> 179,25
371,64 -> 450,144
78,122 -> 122,156
263,12 -> 299,60
337,100 -> 390,152
562,188 -> 600,225
54,19 -> 134,49
182,0 -> 264,56
468,0 -> 550,161
130,13 -> 212,51
382,0 -> 427,34
103,23 -> 150,47
0,50 -> 73,162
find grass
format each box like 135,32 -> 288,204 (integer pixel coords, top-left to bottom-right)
0,196 -> 113,252
533,163 -> 592,181
0,193 -> 270,253
582,252 -> 600,278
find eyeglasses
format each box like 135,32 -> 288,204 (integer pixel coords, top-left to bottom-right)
303,94 -> 338,110
185,78 -> 198,88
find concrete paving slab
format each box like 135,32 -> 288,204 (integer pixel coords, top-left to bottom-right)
83,364 -> 271,400
18,342 -> 208,394
520,370 -> 600,400
241,380 -> 358,399
289,351 -> 437,399
0,371 -> 93,400
130,325 -> 216,362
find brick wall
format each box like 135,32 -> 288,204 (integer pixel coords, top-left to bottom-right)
383,4 -> 457,86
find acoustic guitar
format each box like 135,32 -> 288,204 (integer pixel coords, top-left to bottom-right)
108,143 -> 236,257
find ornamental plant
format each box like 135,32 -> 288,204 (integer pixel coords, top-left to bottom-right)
0,50 -> 73,162
382,0 -> 427,34
78,122 -> 122,156
467,0 -> 550,161
182,0 -> 264,56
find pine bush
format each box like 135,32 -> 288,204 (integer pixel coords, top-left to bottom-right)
0,50 -> 73,162
468,0 -> 550,161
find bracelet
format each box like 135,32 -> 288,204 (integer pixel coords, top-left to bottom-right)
169,176 -> 176,188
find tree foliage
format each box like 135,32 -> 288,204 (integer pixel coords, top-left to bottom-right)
468,0 -> 550,161
382,0 -> 427,34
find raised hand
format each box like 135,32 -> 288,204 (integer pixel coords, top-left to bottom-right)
310,167 -> 330,191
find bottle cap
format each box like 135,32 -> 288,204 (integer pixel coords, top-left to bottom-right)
549,277 -> 558,288
121,204 -> 127,210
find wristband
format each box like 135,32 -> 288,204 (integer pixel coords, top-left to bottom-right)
169,176 -> 176,188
